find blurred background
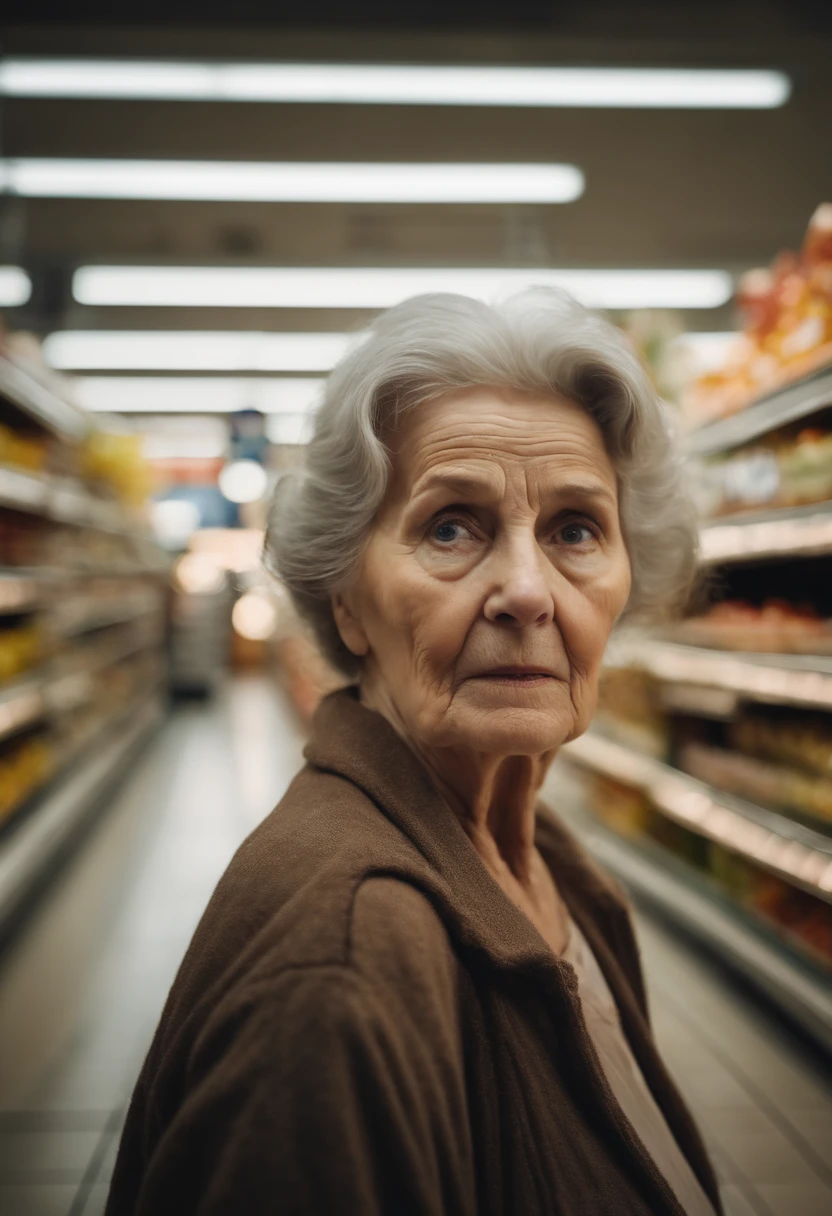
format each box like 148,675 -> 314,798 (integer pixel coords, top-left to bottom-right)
0,3 -> 831,1214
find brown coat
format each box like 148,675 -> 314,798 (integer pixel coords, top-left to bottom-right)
106,688 -> 722,1216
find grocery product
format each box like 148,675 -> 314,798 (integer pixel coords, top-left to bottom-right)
731,709 -> 832,777
0,622 -> 45,683
0,732 -> 55,826
701,427 -> 832,517
580,772 -> 832,970
594,668 -> 668,759
679,740 -> 832,825
684,204 -> 832,425
81,429 -> 152,509
674,599 -> 832,654
0,423 -> 49,474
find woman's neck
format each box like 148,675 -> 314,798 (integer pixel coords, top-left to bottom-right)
425,750 -> 552,884
359,680 -> 554,887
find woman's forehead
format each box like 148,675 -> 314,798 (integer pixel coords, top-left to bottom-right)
388,388 -> 615,493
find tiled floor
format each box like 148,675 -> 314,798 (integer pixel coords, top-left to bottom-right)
636,913 -> 832,1216
0,674 -> 829,1215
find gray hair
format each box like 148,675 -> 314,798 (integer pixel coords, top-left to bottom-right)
264,288 -> 698,676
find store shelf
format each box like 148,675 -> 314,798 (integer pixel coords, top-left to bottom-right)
564,731 -> 832,902
0,465 -> 50,514
690,364 -> 832,457
0,463 -> 151,537
53,617 -> 164,682
700,501 -> 832,565
53,589 -> 161,636
0,691 -> 164,933
569,811 -> 832,1054
613,636 -> 832,711
0,617 -> 165,727
0,571 -> 45,614
0,674 -> 49,742
0,357 -> 87,442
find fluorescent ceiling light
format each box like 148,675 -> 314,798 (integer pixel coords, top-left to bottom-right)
43,330 -> 357,371
73,265 -> 734,311
132,414 -> 229,459
72,376 -> 325,415
0,159 -> 584,204
0,59 -> 791,109
0,266 -> 32,307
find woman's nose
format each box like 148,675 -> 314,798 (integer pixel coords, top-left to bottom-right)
483,540 -> 554,628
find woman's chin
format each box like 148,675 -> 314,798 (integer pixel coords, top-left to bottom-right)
431,704 -> 575,756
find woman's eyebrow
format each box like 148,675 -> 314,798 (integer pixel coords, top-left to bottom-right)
551,481 -> 617,508
410,469 -> 498,502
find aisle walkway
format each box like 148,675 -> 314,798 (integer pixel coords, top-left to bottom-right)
0,676 -> 307,1216
0,676 -> 829,1216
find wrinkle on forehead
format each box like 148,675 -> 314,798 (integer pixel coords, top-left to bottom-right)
385,387 -> 618,508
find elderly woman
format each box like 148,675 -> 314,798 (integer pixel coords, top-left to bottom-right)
107,290 -> 720,1216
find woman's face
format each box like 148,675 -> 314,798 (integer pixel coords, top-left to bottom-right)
334,387 -> 632,757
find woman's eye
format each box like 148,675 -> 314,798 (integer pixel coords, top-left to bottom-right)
432,519 -> 467,544
559,521 -> 595,545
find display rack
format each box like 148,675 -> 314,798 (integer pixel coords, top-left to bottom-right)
610,638 -> 832,712
0,692 -> 165,930
0,463 -> 155,536
565,732 -> 832,902
700,502 -> 832,565
0,354 -> 169,934
575,364 -> 832,1048
689,364 -> 832,457
0,357 -> 87,442
558,795 -> 832,1054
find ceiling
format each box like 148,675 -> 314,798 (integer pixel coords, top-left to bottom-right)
1,9 -> 831,346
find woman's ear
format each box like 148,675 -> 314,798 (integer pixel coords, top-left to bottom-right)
331,592 -> 369,657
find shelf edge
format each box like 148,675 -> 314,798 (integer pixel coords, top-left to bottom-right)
565,732 -> 832,903
690,366 -> 832,457
613,639 -> 832,711
578,820 -> 832,1055
0,692 -> 164,931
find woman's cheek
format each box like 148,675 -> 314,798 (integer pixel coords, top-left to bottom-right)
409,588 -> 476,669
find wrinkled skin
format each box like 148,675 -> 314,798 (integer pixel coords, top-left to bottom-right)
333,387 -> 632,953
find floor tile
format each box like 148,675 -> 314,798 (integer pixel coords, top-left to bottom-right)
701,1123 -> 826,1189
0,1114 -> 109,1134
719,1185 -> 765,1216
78,1182 -> 110,1216
665,1060 -> 755,1111
702,1109 -> 779,1141
0,1183 -> 77,1215
0,1130 -> 100,1184
781,1109 -> 832,1171
90,1135 -> 118,1185
754,1182 -> 832,1216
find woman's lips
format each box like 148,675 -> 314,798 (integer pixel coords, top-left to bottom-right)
470,667 -> 560,686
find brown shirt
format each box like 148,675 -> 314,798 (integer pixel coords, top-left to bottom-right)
106,688 -> 722,1216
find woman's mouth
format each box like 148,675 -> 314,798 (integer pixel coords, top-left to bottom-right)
471,667 -> 559,686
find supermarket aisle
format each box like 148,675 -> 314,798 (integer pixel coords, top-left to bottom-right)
0,675 -> 307,1216
0,677 -> 830,1216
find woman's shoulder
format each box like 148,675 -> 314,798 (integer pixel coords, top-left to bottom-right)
349,874 -> 459,998
158,765 -> 455,1028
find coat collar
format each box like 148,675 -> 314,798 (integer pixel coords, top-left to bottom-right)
304,687 -> 625,977
305,689 -> 723,1216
